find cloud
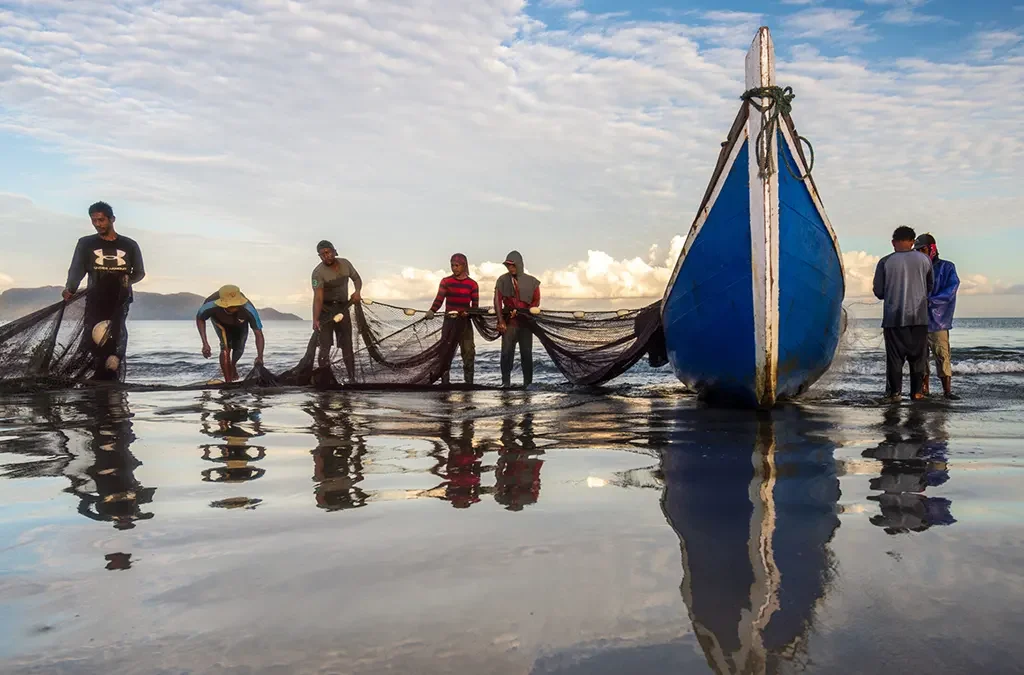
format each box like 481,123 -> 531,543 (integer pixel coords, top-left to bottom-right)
0,0 -> 1022,308
840,248 -> 1020,307
842,250 -> 881,297
972,29 -> 1022,60
0,272 -> 14,291
783,8 -> 874,43
478,192 -> 554,212
702,11 -> 763,23
365,237 -> 685,307
958,273 -> 1013,296
863,0 -> 948,25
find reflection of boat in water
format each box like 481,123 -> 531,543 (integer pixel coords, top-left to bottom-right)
660,410 -> 840,674
661,27 -> 845,407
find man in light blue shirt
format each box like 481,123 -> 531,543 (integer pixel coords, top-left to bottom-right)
196,285 -> 265,383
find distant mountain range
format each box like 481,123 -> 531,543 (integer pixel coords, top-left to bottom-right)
0,287 -> 303,321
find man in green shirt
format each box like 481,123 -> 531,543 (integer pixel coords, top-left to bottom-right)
311,240 -> 362,381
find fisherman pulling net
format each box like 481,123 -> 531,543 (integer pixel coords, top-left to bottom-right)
1,227 -> 665,393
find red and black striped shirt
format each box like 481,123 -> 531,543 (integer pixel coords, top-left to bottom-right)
430,276 -> 479,313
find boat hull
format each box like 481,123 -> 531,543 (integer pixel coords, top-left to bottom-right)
662,134 -> 844,406
661,27 -> 844,408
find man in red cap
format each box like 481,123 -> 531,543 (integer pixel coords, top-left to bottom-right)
915,233 -> 961,400
425,253 -> 479,384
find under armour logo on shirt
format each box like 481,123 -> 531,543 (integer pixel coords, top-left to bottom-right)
93,249 -> 127,267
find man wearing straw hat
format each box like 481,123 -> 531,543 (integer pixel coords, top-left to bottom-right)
196,285 -> 265,383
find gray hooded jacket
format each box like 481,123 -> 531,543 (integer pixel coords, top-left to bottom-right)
495,250 -> 540,305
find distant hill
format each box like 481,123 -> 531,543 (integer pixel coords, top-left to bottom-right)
0,287 -> 302,321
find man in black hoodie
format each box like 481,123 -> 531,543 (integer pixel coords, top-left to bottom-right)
493,251 -> 541,388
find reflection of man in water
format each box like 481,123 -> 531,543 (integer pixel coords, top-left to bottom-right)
306,396 -> 368,511
494,414 -> 544,511
199,398 -> 267,484
863,407 -> 955,534
64,390 -> 155,530
435,419 -> 485,509
201,440 -> 267,483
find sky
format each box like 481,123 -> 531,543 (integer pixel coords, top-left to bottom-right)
1,0 -> 1022,318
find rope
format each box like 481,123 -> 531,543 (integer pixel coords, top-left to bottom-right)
740,85 -> 814,181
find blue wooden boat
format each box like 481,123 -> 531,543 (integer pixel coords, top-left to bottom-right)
661,27 -> 845,407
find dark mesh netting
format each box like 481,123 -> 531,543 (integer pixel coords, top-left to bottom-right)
262,300 -> 667,388
2,296 -> 666,392
0,290 -> 130,390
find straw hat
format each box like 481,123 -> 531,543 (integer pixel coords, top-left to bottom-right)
214,284 -> 247,308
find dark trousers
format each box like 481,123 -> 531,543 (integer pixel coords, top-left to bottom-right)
883,326 -> 928,396
442,319 -> 476,384
84,296 -> 131,380
318,304 -> 355,381
500,322 -> 533,387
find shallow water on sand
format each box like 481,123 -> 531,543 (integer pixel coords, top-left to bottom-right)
1,382 -> 1023,674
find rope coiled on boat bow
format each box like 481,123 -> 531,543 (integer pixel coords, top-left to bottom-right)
740,85 -> 814,181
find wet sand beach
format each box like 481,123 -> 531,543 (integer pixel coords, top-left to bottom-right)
1,374 -> 1023,674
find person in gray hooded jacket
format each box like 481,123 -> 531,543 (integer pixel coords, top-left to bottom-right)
493,251 -> 541,388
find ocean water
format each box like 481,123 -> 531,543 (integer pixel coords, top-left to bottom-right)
1,318 -> 1023,673
118,317 -> 1024,395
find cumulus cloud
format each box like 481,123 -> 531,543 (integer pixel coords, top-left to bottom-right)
958,273 -> 1012,296
842,250 -> 881,297
840,249 -> 1018,299
365,236 -> 685,307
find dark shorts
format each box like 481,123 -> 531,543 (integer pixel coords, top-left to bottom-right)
318,305 -> 353,354
213,321 -> 249,363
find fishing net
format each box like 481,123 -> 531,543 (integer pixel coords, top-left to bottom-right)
0,290 -> 131,390
1,295 -> 667,392
254,300 -> 667,388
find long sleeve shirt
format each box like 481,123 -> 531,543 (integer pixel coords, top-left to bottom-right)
872,250 -> 933,328
65,233 -> 145,299
430,276 -> 479,313
926,258 -> 959,332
